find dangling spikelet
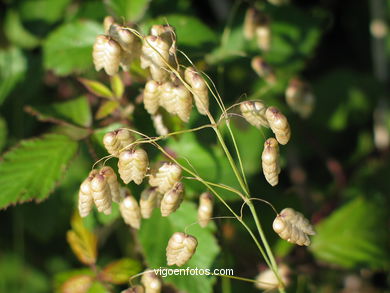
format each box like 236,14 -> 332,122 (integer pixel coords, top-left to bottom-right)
118,148 -> 149,185
285,78 -> 315,118
120,193 -> 141,229
243,7 -> 260,40
103,16 -> 115,34
166,232 -> 198,266
78,178 -> 94,218
150,25 -> 178,69
255,264 -> 290,290
90,174 -> 112,215
240,101 -> 269,128
255,18 -> 271,52
116,129 -> 134,149
141,270 -> 162,293
121,285 -> 145,293
143,80 -> 161,115
160,81 -> 192,122
92,35 -> 122,76
152,113 -> 169,136
184,67 -> 209,115
265,106 -> 291,145
160,182 -> 184,217
149,162 -> 182,193
262,138 -> 281,186
103,129 -> 135,156
198,192 -> 213,227
272,208 -> 315,246
140,188 -> 160,219
251,56 -> 276,84
99,166 -> 121,203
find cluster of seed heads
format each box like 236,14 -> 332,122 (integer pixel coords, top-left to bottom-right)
272,208 -> 315,246
166,232 -> 198,266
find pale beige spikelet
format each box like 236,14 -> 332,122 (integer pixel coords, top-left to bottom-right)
166,232 -> 198,266
255,264 -> 290,290
244,7 -> 260,40
121,285 -> 145,293
103,129 -> 135,156
103,16 -> 115,34
149,162 -> 182,193
99,166 -> 121,203
262,138 -> 280,186
160,81 -> 192,122
152,113 -> 169,136
240,101 -> 269,128
116,129 -> 134,150
120,194 -> 141,229
140,188 -> 160,219
118,149 -> 149,185
255,23 -> 271,52
92,35 -> 122,76
90,174 -> 112,215
143,80 -> 161,115
141,35 -> 170,82
184,67 -> 209,115
160,182 -> 184,217
78,178 -> 94,218
150,25 -> 178,69
251,56 -> 276,84
198,192 -> 213,227
272,208 -> 315,246
141,270 -> 162,293
265,106 -> 291,145
285,78 -> 315,118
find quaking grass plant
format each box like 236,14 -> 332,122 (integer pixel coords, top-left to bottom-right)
78,16 -> 316,292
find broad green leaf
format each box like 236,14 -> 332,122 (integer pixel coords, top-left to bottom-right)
4,9 -> 40,49
79,78 -> 114,99
310,197 -> 389,269
105,0 -> 151,22
18,0 -> 71,24
0,117 -> 7,152
144,14 -> 217,48
67,212 -> 98,266
0,47 -> 27,105
138,201 -> 220,293
43,20 -> 102,76
167,132 -> 242,201
110,74 -> 124,98
95,101 -> 119,119
54,269 -> 94,293
101,258 -> 142,284
87,282 -> 109,293
96,203 -> 120,225
26,96 -> 92,127
0,134 -> 78,208
59,275 -> 93,293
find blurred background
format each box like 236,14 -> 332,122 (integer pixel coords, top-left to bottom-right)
0,0 -> 389,292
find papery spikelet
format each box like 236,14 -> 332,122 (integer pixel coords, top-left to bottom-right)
141,35 -> 170,82
256,23 -> 271,52
272,208 -> 315,246
285,78 -> 315,118
160,182 -> 184,217
103,129 -> 135,156
103,16 -> 115,34
120,194 -> 141,229
265,106 -> 291,145
118,148 -> 149,185
166,232 -> 198,266
150,25 -> 178,69
160,81 -> 192,122
90,174 -> 112,215
255,264 -> 290,290
99,166 -> 121,203
262,138 -> 280,186
240,101 -> 269,128
251,56 -> 276,84
143,80 -> 161,115
149,162 -> 182,193
184,67 -> 209,115
244,7 -> 260,40
152,113 -> 169,136
78,178 -> 94,218
92,35 -> 122,76
198,192 -> 213,227
141,270 -> 162,293
122,285 -> 145,293
140,188 -> 160,219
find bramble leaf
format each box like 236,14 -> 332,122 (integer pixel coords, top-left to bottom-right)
105,0 -> 151,22
79,79 -> 114,99
95,101 -> 119,120
101,258 -> 142,284
0,134 -> 78,209
110,74 -> 124,98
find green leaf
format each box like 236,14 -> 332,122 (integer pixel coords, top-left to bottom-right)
43,20 -> 102,76
167,132 -> 241,201
110,74 -> 124,98
79,78 -> 114,99
105,0 -> 151,22
4,9 -> 40,49
0,47 -> 27,105
18,0 -> 72,24
0,134 -> 78,209
95,101 -> 120,120
26,96 -> 92,127
54,268 -> 94,293
0,117 -> 7,152
310,197 -> 389,269
138,201 -> 220,293
101,258 -> 142,284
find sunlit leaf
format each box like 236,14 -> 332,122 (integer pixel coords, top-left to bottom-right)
95,101 -> 119,120
101,258 -> 142,284
18,0 -> 72,24
79,79 -> 114,99
0,117 -> 7,152
105,0 -> 151,22
110,74 -> 124,98
60,275 -> 93,293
